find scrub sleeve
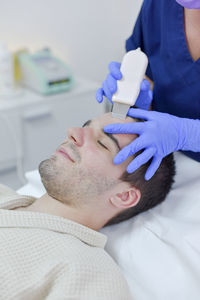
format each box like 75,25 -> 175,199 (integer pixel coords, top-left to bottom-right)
126,0 -> 200,161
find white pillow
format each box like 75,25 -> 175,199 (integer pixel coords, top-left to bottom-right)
17,152 -> 200,300
17,169 -> 45,197
101,152 -> 200,300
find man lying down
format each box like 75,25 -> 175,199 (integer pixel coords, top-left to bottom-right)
0,113 -> 175,300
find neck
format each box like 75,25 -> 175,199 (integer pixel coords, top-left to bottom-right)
22,193 -> 109,231
184,8 -> 200,23
184,8 -> 200,61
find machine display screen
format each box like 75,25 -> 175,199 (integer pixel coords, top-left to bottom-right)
48,79 -> 70,86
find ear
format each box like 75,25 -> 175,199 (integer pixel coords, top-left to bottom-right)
109,186 -> 141,209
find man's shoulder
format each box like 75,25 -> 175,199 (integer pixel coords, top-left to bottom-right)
62,242 -> 125,280
61,248 -> 131,299
0,184 -> 19,205
0,184 -> 18,197
0,183 -> 34,209
67,247 -> 131,292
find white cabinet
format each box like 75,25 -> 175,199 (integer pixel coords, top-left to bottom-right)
0,111 -> 23,171
0,78 -> 105,189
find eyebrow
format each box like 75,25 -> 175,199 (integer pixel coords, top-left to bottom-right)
102,130 -> 121,151
82,120 -> 92,127
82,119 -> 121,151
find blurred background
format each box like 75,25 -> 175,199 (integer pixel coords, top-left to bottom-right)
1,0 -> 142,81
0,0 -> 142,189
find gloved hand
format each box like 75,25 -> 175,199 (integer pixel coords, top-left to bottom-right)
96,61 -> 153,110
104,108 -> 200,180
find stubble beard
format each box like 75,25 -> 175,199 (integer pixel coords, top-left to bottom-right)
39,157 -> 118,207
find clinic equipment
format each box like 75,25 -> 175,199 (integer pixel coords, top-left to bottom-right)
112,48 -> 148,120
96,63 -> 152,110
17,49 -> 73,95
0,112 -> 26,184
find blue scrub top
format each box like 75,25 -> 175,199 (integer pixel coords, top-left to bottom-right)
126,0 -> 200,161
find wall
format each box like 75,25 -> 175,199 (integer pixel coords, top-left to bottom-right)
0,0 -> 143,82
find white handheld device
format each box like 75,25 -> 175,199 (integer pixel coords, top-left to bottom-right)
112,48 -> 148,119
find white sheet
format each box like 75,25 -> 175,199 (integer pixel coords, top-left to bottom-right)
17,152 -> 200,300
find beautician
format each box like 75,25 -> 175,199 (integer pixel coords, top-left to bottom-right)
96,0 -> 200,180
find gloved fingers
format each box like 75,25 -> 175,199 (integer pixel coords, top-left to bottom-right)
144,156 -> 162,180
134,79 -> 153,110
104,122 -> 145,135
126,147 -> 156,173
113,136 -> 147,165
96,88 -> 104,103
108,61 -> 122,80
113,144 -> 133,165
140,79 -> 150,91
128,108 -> 151,120
102,80 -> 113,102
106,73 -> 118,94
129,135 -> 148,153
148,90 -> 153,103
135,89 -> 152,111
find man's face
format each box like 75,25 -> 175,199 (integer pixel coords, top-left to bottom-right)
39,113 -> 137,206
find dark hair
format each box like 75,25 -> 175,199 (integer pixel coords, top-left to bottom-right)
106,131 -> 176,226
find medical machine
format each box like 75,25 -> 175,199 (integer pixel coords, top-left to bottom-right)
112,48 -> 148,119
17,49 -> 73,95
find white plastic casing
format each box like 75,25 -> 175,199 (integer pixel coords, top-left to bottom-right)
112,48 -> 148,106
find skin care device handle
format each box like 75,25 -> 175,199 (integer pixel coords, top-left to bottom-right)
112,48 -> 148,119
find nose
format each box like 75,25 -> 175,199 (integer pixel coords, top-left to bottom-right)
67,127 -> 85,147
68,127 -> 95,147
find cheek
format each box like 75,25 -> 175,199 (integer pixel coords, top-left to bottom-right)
116,155 -> 133,173
81,146 -> 134,179
82,146 -> 117,175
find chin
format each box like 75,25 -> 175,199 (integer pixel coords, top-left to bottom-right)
38,159 -> 73,205
39,159 -> 57,192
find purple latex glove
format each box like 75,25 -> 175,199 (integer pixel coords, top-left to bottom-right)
96,61 -> 153,110
176,0 -> 200,9
104,108 -> 200,180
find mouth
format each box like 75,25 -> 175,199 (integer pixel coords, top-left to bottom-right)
56,147 -> 75,163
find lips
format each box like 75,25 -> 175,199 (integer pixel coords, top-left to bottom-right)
57,147 -> 75,163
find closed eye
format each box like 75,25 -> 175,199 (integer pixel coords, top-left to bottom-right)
98,140 -> 109,150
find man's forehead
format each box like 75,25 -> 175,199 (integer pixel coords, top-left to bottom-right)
93,112 -> 135,126
90,113 -> 137,149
